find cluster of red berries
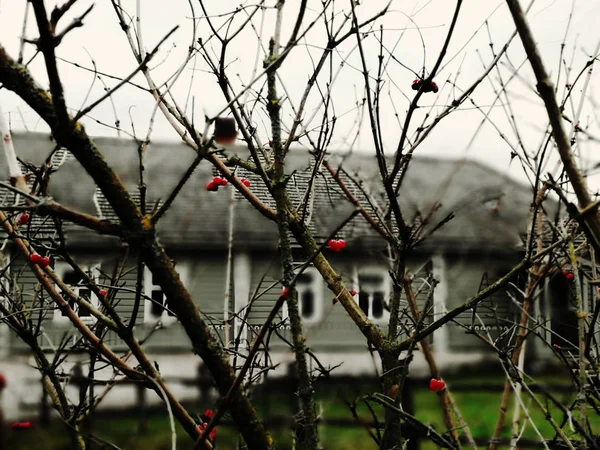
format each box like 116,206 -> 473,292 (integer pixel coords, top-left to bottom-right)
196,409 -> 217,444
17,213 -> 30,225
206,176 -> 251,192
29,253 -> 50,268
206,176 -> 228,192
411,78 -> 439,93
562,269 -> 574,281
327,239 -> 346,252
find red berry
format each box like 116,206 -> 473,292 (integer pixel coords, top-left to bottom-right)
0,372 -> 6,390
212,176 -> 228,186
11,421 -> 32,430
17,213 -> 30,225
413,78 -> 438,94
196,423 -> 216,442
566,272 -> 574,281
203,409 -> 214,419
206,181 -> 219,192
553,344 -> 561,350
327,239 -> 346,252
40,256 -> 50,268
349,290 -> 357,296
29,254 -> 42,265
280,287 -> 289,299
240,177 -> 251,187
429,378 -> 445,392
99,289 -> 108,297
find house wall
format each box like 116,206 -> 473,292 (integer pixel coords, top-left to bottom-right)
444,252 -> 522,352
535,270 -> 596,357
5,247 -> 531,363
244,252 -> 433,352
7,249 -> 231,353
4,246 -> 564,421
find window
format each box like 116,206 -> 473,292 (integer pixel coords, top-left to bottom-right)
355,270 -> 389,322
144,264 -> 188,324
282,267 -> 323,324
53,263 -> 100,322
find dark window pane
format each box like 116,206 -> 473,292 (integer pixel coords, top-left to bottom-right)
165,297 -> 176,317
359,293 -> 369,315
64,270 -> 82,286
80,288 -> 91,301
151,290 -> 165,317
78,289 -> 91,317
372,292 -> 384,319
301,291 -> 314,319
297,273 -> 313,285
359,275 -> 383,286
151,272 -> 160,286
63,299 -> 75,316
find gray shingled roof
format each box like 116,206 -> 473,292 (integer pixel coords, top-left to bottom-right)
0,131 -> 540,253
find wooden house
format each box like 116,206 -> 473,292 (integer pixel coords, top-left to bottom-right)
0,131 -> 590,380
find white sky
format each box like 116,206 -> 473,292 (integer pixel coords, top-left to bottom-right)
1,0 -> 600,193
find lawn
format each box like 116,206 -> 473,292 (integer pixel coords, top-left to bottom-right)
5,375 -> 599,449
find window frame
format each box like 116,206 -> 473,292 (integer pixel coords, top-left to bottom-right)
281,266 -> 323,325
143,264 -> 189,325
353,267 -> 390,324
53,262 -> 100,323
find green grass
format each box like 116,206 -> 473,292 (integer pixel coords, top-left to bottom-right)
6,375 -> 600,449
5,420 -> 377,450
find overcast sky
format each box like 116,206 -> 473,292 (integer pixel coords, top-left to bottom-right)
1,0 -> 600,192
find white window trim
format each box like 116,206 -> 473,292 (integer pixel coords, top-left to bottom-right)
353,266 -> 390,324
143,264 -> 189,325
582,275 -> 590,315
0,262 -> 10,358
233,252 -> 251,348
0,263 -> 10,315
282,267 -> 324,325
431,254 -> 448,353
53,262 -> 100,323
